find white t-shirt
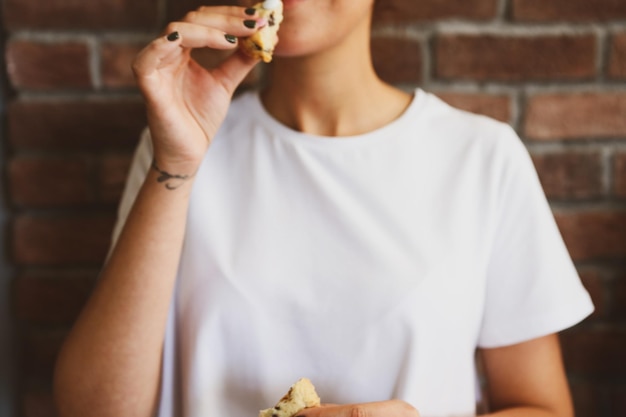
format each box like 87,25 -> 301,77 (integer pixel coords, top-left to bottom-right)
113,89 -> 593,417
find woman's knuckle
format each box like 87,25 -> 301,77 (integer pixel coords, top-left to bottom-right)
349,406 -> 368,417
131,59 -> 141,76
131,50 -> 148,76
164,22 -> 179,35
183,10 -> 198,22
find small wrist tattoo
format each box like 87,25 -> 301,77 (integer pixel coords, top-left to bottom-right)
151,160 -> 193,190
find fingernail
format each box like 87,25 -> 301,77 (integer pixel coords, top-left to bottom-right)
225,34 -> 237,44
244,19 -> 256,28
166,31 -> 180,42
245,7 -> 257,15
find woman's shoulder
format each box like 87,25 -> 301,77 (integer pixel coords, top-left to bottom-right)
418,90 -> 512,137
414,90 -> 522,158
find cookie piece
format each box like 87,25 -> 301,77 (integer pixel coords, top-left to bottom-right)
259,378 -> 321,417
240,1 -> 284,63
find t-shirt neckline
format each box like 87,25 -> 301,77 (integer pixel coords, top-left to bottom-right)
247,88 -> 427,148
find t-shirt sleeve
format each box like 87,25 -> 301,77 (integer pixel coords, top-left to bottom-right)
477,126 -> 594,349
109,128 -> 154,252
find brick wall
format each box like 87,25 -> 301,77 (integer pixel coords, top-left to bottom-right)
2,0 -> 625,416
1,4 -> 17,415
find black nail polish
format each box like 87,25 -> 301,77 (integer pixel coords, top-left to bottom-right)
245,7 -> 256,15
167,31 -> 179,42
225,34 -> 237,44
244,19 -> 256,29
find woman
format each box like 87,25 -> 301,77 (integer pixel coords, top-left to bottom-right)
54,1 -> 593,416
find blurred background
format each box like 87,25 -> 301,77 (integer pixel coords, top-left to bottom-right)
1,0 -> 625,416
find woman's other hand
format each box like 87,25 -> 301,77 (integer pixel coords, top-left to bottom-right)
132,6 -> 263,173
298,400 -> 420,417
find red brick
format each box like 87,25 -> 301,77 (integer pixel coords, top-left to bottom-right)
525,93 -> 626,140
13,272 -> 95,324
615,152 -> 626,198
512,0 -> 626,22
188,48 -> 261,87
608,32 -> 626,79
3,0 -> 159,30
20,330 -> 66,380
6,41 -> 91,90
435,92 -> 511,123
101,42 -> 144,90
610,384 -> 626,417
168,0 -> 235,21
435,34 -> 596,81
555,211 -> 626,262
373,0 -> 498,23
21,391 -> 57,417
577,269 -> 607,320
8,99 -> 146,151
98,153 -> 133,204
12,215 -> 115,266
171,0 -> 500,22
568,380 -> 603,417
614,276 -> 626,320
561,327 -> 626,377
192,48 -> 232,69
530,151 -> 603,200
8,157 -> 92,207
371,37 -> 422,84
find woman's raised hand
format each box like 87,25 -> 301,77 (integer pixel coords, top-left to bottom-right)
132,6 -> 264,174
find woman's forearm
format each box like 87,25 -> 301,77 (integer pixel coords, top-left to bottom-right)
54,167 -> 195,417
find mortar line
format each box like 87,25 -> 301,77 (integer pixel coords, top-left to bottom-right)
496,0 -> 510,22
87,36 -> 102,91
601,145 -> 614,198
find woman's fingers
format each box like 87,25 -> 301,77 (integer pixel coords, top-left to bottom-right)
133,4 -> 266,80
133,7 -> 266,76
133,23 -> 252,79
182,7 -> 266,35
162,21 -> 248,50
132,34 -> 179,83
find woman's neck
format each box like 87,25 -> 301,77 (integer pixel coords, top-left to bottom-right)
260,22 -> 412,137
